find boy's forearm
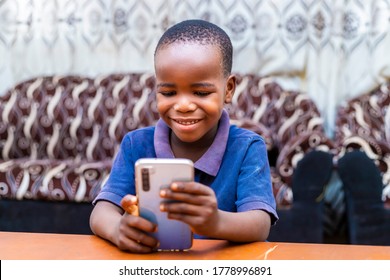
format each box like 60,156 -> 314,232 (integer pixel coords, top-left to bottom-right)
213,210 -> 271,242
90,201 -> 123,246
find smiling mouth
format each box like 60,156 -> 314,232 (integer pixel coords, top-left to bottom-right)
173,119 -> 200,125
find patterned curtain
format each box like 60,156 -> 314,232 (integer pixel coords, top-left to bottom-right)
1,0 -> 390,137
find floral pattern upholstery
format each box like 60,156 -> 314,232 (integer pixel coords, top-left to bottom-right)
0,73 -> 330,208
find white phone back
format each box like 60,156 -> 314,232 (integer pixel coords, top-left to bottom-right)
135,158 -> 194,251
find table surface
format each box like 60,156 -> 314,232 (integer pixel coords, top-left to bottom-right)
1,231 -> 390,260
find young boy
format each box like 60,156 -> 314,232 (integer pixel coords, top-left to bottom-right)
90,19 -> 278,253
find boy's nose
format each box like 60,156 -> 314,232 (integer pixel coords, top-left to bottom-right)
173,98 -> 196,112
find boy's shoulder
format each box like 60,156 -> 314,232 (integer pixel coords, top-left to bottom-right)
123,125 -> 155,140
229,121 -> 266,139
228,121 -> 270,148
229,124 -> 262,141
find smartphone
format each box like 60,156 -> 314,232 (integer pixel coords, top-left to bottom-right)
135,158 -> 194,251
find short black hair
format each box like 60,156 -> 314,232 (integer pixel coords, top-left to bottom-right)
155,19 -> 233,77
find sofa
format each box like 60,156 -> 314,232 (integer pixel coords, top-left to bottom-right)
0,73 -> 333,241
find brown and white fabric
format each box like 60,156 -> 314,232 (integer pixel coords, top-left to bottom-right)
0,73 -> 157,202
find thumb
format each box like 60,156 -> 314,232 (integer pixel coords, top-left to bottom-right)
120,194 -> 139,216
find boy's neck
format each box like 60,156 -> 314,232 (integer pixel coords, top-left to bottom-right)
169,126 -> 217,162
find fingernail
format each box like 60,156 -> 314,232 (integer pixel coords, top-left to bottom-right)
160,204 -> 165,211
171,182 -> 178,190
160,189 -> 166,197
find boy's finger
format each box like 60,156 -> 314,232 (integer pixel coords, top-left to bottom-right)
170,182 -> 213,195
121,194 -> 139,216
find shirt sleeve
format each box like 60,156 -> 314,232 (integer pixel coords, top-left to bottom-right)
92,134 -> 136,207
236,137 -> 279,225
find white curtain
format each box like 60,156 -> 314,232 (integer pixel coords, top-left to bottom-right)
1,0 -> 390,137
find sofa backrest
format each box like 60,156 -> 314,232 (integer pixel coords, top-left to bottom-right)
0,73 -> 158,161
227,74 -> 325,150
335,82 -> 390,145
1,73 -> 324,160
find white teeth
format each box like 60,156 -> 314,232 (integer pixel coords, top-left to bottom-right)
175,120 -> 199,125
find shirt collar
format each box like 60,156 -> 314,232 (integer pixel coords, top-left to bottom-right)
154,109 -> 230,176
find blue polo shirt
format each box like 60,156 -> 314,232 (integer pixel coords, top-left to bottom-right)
94,110 -> 279,236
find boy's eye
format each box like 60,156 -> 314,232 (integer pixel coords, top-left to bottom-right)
194,91 -> 211,97
159,91 -> 176,97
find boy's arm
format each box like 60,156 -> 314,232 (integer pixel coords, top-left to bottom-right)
90,199 -> 159,253
90,200 -> 124,245
213,209 -> 271,242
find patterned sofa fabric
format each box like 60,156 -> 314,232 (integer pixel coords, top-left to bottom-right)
0,158 -> 110,202
0,74 -> 158,161
0,73 -> 158,202
335,81 -> 390,208
228,74 -> 334,208
0,73 -> 330,209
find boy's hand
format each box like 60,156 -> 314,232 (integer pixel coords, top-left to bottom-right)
115,195 -> 159,253
159,182 -> 220,237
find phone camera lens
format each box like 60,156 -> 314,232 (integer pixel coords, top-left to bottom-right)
141,168 -> 150,191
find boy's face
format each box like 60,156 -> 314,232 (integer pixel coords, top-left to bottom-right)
154,42 -> 235,144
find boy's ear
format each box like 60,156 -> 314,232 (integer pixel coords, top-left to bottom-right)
224,74 -> 236,104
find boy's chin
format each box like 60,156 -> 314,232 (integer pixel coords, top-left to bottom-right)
173,134 -> 200,144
